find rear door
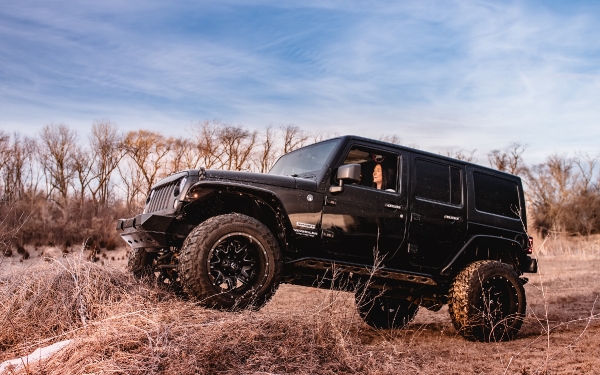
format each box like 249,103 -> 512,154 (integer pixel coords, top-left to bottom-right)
407,155 -> 467,269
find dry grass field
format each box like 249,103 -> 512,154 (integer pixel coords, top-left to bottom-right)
1,235 -> 599,374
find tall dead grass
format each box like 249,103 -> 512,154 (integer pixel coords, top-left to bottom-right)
0,258 -> 419,375
2,239 -> 600,374
0,257 -> 168,358
531,233 -> 600,257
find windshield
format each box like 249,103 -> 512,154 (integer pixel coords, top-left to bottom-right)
269,139 -> 340,177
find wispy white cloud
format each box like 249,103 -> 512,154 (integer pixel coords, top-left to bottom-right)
1,1 -> 600,164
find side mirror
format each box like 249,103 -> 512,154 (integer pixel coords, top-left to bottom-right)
330,164 -> 361,193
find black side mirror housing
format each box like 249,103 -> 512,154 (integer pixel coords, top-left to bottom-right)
330,164 -> 361,193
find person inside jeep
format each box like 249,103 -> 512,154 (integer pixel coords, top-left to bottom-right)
372,162 -> 396,191
373,163 -> 384,189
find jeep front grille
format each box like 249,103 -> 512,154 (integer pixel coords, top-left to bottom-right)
145,180 -> 178,213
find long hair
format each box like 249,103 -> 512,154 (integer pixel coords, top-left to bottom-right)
372,161 -> 396,190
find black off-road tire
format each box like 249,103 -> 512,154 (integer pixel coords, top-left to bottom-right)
178,213 -> 283,310
448,260 -> 526,342
355,288 -> 419,329
128,248 -> 156,279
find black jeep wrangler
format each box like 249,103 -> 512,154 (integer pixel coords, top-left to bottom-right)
117,135 -> 537,342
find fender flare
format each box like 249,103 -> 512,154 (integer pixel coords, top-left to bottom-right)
185,180 -> 296,247
440,235 -> 522,276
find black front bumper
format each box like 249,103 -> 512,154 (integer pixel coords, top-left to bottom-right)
116,213 -> 175,249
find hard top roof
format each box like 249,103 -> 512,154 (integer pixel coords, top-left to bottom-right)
319,135 -> 521,180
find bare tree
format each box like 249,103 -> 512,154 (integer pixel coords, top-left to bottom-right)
122,130 -> 172,198
168,137 -> 204,172
0,132 -> 11,201
189,120 -> 226,169
117,157 -> 145,213
447,149 -> 478,163
487,142 -> 527,175
253,126 -> 277,173
9,134 -> 30,202
22,137 -> 41,199
70,145 -> 93,207
0,131 -> 9,173
219,125 -> 257,171
281,125 -> 309,154
526,154 -> 578,235
573,152 -> 599,196
89,121 -> 124,207
38,124 -> 78,207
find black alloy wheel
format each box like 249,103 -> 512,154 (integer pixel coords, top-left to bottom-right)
208,233 -> 264,297
178,213 -> 282,310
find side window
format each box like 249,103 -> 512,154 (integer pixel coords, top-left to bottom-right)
342,146 -> 399,192
473,172 -> 520,218
414,159 -> 462,205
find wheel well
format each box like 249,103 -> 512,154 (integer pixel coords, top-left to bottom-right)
182,190 -> 289,251
447,238 -> 520,277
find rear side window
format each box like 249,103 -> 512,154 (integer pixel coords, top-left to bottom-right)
414,159 -> 462,205
473,172 -> 520,218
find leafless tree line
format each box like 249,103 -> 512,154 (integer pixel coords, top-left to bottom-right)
0,121 -> 336,250
1,121 -> 331,212
1,122 -> 599,252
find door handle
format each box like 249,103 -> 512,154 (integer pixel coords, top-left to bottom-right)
412,213 -> 421,221
384,203 -> 404,211
444,215 -> 462,222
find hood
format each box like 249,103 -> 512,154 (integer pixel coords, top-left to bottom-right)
204,170 -> 317,190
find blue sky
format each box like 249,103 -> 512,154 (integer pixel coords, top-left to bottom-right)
1,0 -> 600,164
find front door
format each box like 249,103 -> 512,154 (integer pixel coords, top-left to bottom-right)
321,144 -> 408,266
407,155 -> 467,270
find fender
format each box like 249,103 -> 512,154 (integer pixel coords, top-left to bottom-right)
440,235 -> 522,275
184,180 -> 297,249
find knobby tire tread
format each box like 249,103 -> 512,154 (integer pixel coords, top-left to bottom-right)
448,260 -> 525,342
178,213 -> 282,310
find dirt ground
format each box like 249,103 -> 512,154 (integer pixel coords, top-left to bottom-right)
262,254 -> 600,374
1,247 -> 599,374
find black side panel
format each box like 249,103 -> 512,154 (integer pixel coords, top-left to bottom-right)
407,154 -> 467,269
466,166 -> 525,232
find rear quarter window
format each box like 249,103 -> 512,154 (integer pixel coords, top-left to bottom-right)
473,171 -> 520,219
414,159 -> 462,205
